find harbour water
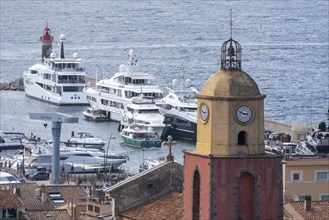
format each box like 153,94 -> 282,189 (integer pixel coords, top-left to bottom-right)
1,1 -> 328,173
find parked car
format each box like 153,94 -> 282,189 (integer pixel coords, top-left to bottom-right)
31,171 -> 49,181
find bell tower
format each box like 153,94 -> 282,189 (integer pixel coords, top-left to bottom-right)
183,12 -> 283,220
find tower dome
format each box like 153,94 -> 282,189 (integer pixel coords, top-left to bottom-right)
200,68 -> 260,97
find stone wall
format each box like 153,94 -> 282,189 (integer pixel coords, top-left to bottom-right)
108,161 -> 183,217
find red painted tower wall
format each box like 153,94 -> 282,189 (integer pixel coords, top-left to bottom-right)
184,153 -> 211,219
184,153 -> 283,220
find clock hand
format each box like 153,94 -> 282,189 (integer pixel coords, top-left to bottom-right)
240,111 -> 247,116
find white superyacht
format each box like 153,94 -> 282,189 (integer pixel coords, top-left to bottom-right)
23,25 -> 89,105
83,49 -> 163,122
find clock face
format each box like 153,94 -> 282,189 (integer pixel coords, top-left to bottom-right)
236,105 -> 252,123
200,103 -> 209,122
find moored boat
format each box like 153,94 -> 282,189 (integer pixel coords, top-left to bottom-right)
139,156 -> 166,172
0,131 -> 26,156
306,121 -> 329,154
83,49 -> 163,122
157,78 -> 198,141
63,132 -> 106,150
120,124 -> 162,148
119,95 -> 170,139
83,107 -> 109,122
29,147 -> 127,173
23,25 -> 89,105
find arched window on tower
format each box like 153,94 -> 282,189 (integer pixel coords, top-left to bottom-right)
238,131 -> 247,145
192,170 -> 200,220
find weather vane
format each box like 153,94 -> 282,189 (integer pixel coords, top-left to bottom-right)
229,9 -> 233,39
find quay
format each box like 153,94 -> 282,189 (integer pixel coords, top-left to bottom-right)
265,119 -> 309,142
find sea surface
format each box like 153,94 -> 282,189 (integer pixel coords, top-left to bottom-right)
1,0 -> 328,173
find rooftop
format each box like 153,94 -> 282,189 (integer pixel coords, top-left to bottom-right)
284,200 -> 329,220
121,192 -> 183,220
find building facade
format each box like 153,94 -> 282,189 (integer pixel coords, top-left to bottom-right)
283,155 -> 329,201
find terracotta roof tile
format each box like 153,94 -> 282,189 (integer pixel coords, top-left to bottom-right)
45,185 -> 88,207
285,201 -> 329,220
121,192 -> 183,220
0,189 -> 25,208
26,210 -> 71,220
0,183 -> 89,211
0,183 -> 54,210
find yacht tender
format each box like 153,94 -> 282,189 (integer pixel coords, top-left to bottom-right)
63,132 -> 106,150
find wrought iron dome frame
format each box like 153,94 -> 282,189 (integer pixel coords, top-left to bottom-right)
220,38 -> 242,70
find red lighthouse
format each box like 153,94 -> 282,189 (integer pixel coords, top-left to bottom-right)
39,25 -> 54,62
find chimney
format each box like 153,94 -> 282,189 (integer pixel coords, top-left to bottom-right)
15,187 -> 21,197
304,195 -> 311,211
40,184 -> 47,204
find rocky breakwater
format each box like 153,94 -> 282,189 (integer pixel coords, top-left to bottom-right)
0,77 -> 24,91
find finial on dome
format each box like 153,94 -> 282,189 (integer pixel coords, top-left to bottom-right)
220,10 -> 242,70
229,9 -> 233,40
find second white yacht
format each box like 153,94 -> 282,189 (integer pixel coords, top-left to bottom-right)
83,49 -> 163,122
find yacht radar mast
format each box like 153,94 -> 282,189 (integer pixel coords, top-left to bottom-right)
59,34 -> 66,59
220,9 -> 242,70
127,49 -> 137,66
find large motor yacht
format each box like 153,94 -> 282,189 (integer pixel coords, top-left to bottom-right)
23,25 -> 89,105
83,49 -> 163,122
157,79 -> 198,141
29,147 -> 128,173
119,95 -> 170,139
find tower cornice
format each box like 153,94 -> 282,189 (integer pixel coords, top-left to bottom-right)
197,94 -> 266,101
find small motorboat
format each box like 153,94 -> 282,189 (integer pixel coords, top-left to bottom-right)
306,122 -> 329,154
83,107 -> 109,122
120,124 -> 162,148
139,156 -> 166,172
64,132 -> 106,150
0,131 -> 26,156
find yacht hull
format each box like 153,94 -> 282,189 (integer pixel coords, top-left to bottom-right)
165,115 -> 197,141
24,82 -> 89,106
121,135 -> 162,148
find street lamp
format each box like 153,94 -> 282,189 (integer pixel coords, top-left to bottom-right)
104,133 -> 112,181
21,139 -> 25,176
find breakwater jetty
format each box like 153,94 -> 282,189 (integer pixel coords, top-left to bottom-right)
0,77 -> 24,91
